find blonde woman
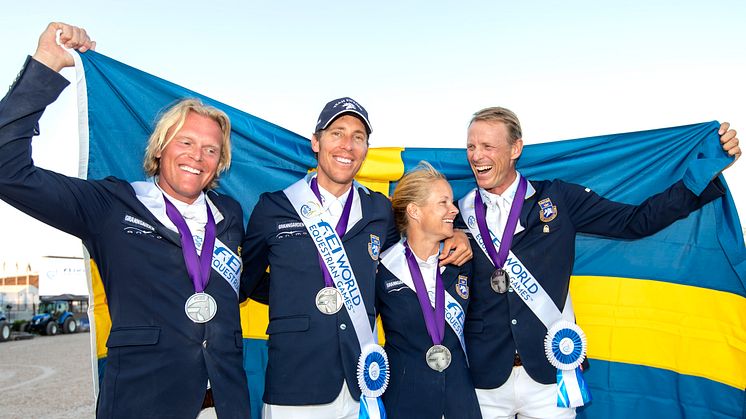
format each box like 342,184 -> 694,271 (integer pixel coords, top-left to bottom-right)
376,162 -> 481,419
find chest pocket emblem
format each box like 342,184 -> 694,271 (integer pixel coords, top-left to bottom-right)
456,275 -> 469,299
368,234 -> 381,260
538,198 -> 558,222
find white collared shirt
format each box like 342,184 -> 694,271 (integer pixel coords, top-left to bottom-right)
479,171 -> 526,239
130,178 -> 223,255
411,251 -> 441,308
313,177 -> 362,234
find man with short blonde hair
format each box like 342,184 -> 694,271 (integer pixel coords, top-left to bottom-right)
458,106 -> 740,419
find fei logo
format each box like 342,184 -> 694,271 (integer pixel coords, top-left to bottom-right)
300,201 -> 322,219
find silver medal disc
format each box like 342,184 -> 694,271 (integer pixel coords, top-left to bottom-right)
490,268 -> 509,294
185,292 -> 218,323
315,287 -> 343,315
425,344 -> 452,372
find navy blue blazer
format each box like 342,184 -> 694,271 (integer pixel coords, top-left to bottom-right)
0,58 -> 251,418
241,186 -> 398,405
457,178 -> 724,389
376,259 -> 481,419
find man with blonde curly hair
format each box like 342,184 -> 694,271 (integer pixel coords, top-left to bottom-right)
0,23 -> 251,418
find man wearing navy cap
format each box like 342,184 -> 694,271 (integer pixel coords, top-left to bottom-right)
242,97 -> 472,418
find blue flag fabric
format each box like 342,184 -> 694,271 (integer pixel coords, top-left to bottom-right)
73,50 -> 746,418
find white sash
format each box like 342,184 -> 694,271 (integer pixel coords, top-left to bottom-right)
380,241 -> 468,360
283,177 -> 377,348
210,239 -> 241,296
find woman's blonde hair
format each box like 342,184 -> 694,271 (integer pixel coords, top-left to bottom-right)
143,99 -> 232,189
391,161 -> 447,234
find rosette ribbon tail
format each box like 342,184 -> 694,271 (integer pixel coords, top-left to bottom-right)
544,321 -> 591,408
357,344 -> 389,419
359,396 -> 387,419
556,367 -> 592,408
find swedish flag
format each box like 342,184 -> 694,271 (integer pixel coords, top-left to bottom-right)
75,50 -> 745,418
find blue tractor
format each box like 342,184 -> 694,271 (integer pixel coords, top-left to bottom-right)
0,308 -> 9,342
28,294 -> 89,335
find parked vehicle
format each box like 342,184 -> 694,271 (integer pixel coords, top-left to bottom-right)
27,294 -> 89,335
0,309 -> 9,342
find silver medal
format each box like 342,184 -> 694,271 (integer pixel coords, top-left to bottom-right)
315,287 -> 343,315
185,292 -> 217,323
490,268 -> 509,294
425,344 -> 452,372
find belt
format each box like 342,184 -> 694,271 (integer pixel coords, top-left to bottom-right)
201,388 -> 214,409
513,353 -> 522,367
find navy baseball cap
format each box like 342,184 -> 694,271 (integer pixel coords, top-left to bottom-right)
315,97 -> 372,134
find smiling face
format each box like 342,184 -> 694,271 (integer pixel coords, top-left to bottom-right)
466,120 -> 523,195
311,114 -> 369,196
409,179 -> 459,242
156,111 -> 223,204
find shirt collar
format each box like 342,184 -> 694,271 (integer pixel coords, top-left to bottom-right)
479,171 -> 535,206
311,174 -> 351,210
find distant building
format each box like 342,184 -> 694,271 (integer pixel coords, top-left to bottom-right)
0,260 -> 39,317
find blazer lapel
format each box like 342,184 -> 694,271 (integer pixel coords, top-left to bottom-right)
207,192 -> 230,238
440,265 -> 460,291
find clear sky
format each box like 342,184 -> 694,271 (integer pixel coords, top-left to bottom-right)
1,1 -> 744,267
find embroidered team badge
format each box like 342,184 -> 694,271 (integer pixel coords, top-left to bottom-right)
456,275 -> 469,299
538,198 -> 557,222
368,234 -> 381,260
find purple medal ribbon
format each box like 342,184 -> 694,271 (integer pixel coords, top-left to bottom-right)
163,196 -> 216,293
474,175 -> 527,269
310,177 -> 354,287
403,242 -> 445,345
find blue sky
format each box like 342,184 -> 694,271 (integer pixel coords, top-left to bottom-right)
1,1 -> 744,265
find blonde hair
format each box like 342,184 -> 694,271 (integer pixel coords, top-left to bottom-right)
391,161 -> 447,234
143,99 -> 232,189
470,107 -> 522,144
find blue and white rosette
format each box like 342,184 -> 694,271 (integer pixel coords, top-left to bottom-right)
544,320 -> 591,407
357,344 -> 389,419
357,343 -> 389,398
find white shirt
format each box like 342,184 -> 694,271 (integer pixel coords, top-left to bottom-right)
411,251 -> 444,308
130,178 -> 224,255
478,172 -> 526,239
314,178 -> 363,234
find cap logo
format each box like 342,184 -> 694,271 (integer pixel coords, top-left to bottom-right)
342,103 -> 356,110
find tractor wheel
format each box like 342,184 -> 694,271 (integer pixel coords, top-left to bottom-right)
63,318 -> 77,334
46,321 -> 58,336
0,322 -> 10,341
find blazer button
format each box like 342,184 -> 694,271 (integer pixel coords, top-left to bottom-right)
202,340 -> 208,348
340,324 -> 347,330
511,319 -> 517,325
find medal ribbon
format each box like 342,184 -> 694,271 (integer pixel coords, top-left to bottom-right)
310,176 -> 354,287
163,196 -> 216,293
473,175 -> 527,269
403,241 -> 445,346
